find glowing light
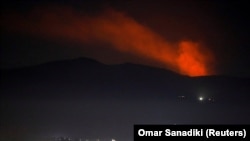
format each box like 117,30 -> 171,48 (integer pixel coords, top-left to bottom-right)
177,41 -> 208,76
199,96 -> 204,101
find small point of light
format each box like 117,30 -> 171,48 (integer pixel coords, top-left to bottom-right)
199,96 -> 204,101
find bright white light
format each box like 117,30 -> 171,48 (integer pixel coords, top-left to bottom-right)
199,96 -> 204,101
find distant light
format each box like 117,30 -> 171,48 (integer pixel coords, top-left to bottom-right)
199,96 -> 204,101
208,97 -> 215,102
112,139 -> 116,141
178,95 -> 186,99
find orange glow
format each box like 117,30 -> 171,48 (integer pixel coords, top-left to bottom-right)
1,6 -> 214,76
177,41 -> 208,76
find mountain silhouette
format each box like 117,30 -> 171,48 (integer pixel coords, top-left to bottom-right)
1,57 -> 250,140
1,57 -> 249,103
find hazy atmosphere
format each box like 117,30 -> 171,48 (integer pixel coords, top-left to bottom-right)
1,0 -> 250,141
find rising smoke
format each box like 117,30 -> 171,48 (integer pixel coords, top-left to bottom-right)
1,6 -> 214,76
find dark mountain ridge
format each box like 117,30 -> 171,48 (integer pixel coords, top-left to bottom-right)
1,57 -> 249,103
1,57 -> 250,140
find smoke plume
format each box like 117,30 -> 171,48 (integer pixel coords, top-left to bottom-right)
1,6 -> 214,76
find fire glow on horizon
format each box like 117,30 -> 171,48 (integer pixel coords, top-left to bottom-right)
1,6 -> 214,76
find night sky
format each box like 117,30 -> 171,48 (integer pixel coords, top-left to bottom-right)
1,0 -> 250,141
1,0 -> 250,77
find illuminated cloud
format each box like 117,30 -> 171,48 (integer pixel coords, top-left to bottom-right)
1,6 -> 214,76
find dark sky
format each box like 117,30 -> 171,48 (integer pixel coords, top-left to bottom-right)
1,1 -> 250,140
1,0 -> 250,77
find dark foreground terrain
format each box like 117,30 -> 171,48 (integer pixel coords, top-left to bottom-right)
1,58 -> 250,141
